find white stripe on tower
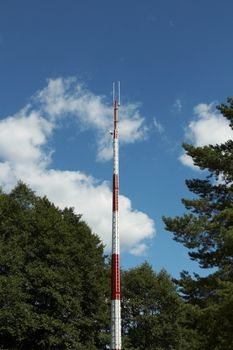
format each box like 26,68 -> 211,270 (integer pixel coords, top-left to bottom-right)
111,82 -> 121,350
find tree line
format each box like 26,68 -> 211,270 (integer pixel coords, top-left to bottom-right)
0,98 -> 232,349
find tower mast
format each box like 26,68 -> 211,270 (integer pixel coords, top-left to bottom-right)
111,82 -> 121,350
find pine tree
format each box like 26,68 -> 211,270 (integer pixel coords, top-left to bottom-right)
163,98 -> 233,349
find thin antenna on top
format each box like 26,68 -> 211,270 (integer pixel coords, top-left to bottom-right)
113,82 -> 115,105
113,81 -> 120,106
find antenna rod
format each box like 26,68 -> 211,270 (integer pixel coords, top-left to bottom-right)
111,81 -> 121,350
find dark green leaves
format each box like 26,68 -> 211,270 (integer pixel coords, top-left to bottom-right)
0,183 -> 107,349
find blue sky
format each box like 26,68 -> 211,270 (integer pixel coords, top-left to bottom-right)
0,0 -> 233,277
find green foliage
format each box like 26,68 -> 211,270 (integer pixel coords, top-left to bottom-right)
0,182 -> 108,349
163,98 -> 233,349
121,262 -> 185,350
0,183 -> 205,350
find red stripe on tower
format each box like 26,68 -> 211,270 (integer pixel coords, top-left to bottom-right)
111,254 -> 120,299
112,174 -> 119,212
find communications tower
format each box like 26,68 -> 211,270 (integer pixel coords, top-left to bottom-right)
111,82 -> 121,350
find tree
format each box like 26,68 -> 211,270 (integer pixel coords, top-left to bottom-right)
163,98 -> 233,349
121,262 -> 185,350
0,182 -> 109,349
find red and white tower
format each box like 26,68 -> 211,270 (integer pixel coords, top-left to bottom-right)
111,82 -> 121,350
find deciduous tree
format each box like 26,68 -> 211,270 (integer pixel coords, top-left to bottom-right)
0,183 -> 108,349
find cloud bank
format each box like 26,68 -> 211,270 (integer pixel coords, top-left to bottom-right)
0,78 -> 155,254
180,103 -> 233,169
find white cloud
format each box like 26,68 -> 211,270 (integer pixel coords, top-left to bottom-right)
0,111 -> 53,165
129,243 -> 148,256
179,153 -> 199,170
0,77 -> 155,255
190,103 -> 233,146
180,102 -> 233,169
35,77 -> 148,161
